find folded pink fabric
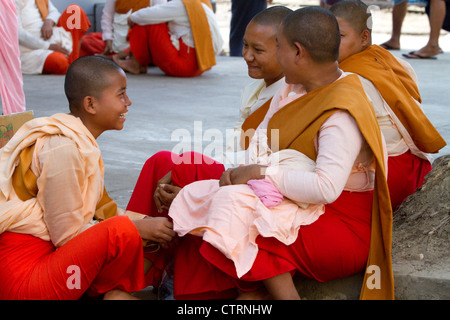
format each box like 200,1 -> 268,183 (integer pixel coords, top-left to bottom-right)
247,178 -> 284,208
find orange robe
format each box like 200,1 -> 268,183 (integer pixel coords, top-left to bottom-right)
339,45 -> 446,210
0,114 -> 147,299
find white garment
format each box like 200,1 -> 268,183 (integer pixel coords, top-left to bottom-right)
101,0 -> 167,53
356,74 -> 431,163
131,0 -> 223,54
15,0 -> 73,74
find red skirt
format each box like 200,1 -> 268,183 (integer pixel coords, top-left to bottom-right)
387,150 -> 432,211
0,216 -> 147,300
172,190 -> 374,299
128,23 -> 203,77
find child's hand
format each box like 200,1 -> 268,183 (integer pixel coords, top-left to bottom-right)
154,184 -> 182,213
219,164 -> 267,186
133,217 -> 176,245
154,171 -> 181,213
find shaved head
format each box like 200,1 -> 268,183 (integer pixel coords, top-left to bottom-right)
250,5 -> 293,27
280,6 -> 340,63
64,56 -> 124,113
330,0 -> 372,34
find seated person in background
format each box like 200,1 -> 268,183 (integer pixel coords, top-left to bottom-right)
0,56 -> 175,300
113,0 -> 224,77
15,0 -> 90,75
330,0 -> 446,210
124,6 -> 291,293
80,0 -> 167,59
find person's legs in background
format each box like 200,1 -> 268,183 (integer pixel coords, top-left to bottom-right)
229,0 -> 267,56
380,0 -> 408,50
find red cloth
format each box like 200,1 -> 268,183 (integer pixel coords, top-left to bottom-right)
0,216 -> 147,299
79,32 -> 105,57
42,51 -> 70,74
126,151 -> 225,288
42,4 -> 90,74
387,151 -> 432,211
128,23 -> 203,77
172,190 -> 373,299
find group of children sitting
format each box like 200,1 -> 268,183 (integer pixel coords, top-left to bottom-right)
0,0 -> 446,300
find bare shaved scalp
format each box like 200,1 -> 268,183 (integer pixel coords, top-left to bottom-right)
280,6 -> 341,63
64,56 -> 123,113
250,5 -> 293,27
330,0 -> 372,34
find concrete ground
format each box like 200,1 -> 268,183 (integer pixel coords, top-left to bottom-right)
3,1 -> 449,300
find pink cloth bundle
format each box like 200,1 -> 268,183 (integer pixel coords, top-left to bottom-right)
247,178 -> 284,208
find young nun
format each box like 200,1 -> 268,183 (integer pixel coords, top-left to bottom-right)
0,56 -> 175,300
330,0 -> 446,210
222,6 -> 292,168
167,7 -> 395,300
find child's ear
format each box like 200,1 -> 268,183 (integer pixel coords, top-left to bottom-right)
82,96 -> 97,115
361,29 -> 371,47
294,41 -> 304,62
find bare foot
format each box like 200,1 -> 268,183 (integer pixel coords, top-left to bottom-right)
112,54 -> 147,74
411,44 -> 443,58
379,41 -> 400,50
116,50 -> 131,60
403,44 -> 444,60
103,289 -> 140,300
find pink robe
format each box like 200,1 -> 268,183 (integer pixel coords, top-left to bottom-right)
0,0 -> 26,115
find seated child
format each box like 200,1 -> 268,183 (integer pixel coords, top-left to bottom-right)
330,0 -> 446,210
0,56 -> 175,300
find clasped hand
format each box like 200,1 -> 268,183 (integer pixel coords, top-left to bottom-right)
219,164 -> 267,187
131,216 -> 176,249
154,171 -> 182,213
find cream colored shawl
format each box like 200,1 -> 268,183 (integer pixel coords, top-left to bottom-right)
0,113 -> 103,242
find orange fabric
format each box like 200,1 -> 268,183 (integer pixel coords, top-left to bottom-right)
79,32 -> 105,57
129,23 -> 202,77
339,45 -> 446,154
181,0 -> 216,72
0,216 -> 146,299
43,51 -> 70,74
35,0 -> 48,20
115,0 -> 150,14
241,98 -> 271,150
57,4 -> 91,64
242,74 -> 394,300
11,140 -> 118,221
200,0 -> 213,10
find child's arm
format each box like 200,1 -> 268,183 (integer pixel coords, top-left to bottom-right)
132,216 -> 176,247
